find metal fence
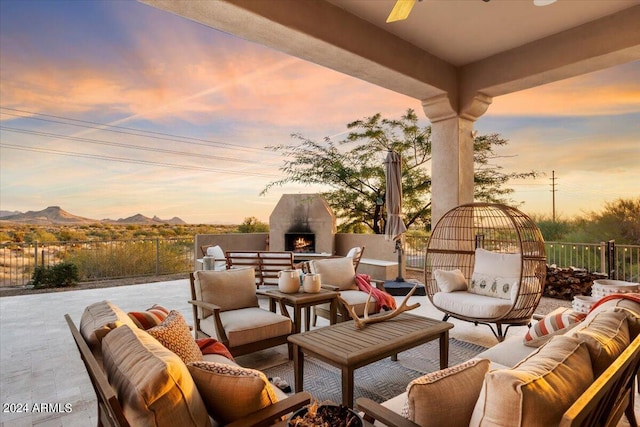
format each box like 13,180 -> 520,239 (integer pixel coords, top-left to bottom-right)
2,236 -> 639,287
405,235 -> 639,282
0,238 -> 195,287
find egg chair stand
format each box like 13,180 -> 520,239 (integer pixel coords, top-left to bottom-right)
424,203 -> 547,342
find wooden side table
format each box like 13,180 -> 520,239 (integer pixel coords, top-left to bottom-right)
257,288 -> 339,334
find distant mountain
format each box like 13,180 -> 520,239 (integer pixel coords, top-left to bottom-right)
0,206 -> 95,224
0,210 -> 21,218
106,214 -> 186,225
0,206 -> 186,225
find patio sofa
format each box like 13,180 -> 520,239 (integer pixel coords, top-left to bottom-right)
66,300 -> 310,427
357,295 -> 640,427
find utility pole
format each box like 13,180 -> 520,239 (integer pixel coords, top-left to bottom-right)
550,170 -> 557,222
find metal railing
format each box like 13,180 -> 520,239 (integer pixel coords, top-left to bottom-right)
0,238 -> 194,287
2,236 -> 638,287
405,235 -> 639,282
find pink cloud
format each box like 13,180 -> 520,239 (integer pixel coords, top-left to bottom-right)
488,63 -> 640,117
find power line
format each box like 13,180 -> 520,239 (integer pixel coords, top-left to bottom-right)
0,143 -> 280,177
0,107 -> 278,155
0,126 -> 265,165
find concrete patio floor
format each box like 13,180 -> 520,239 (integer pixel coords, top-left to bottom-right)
0,279 -> 637,426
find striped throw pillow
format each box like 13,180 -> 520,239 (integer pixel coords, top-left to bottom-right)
128,304 -> 169,330
524,307 -> 586,347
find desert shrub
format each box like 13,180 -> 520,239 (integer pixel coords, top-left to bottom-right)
29,262 -> 79,288
63,239 -> 192,280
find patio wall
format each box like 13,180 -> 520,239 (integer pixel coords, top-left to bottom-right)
195,233 -> 269,258
195,232 -> 404,279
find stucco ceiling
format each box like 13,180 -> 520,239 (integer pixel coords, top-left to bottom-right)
325,0 -> 640,66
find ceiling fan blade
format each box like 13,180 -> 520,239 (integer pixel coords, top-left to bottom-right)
386,0 -> 417,23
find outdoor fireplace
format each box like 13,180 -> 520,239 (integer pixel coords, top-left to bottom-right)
269,194 -> 336,254
285,232 -> 315,253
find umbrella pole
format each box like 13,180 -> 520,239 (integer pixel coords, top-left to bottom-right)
394,239 -> 405,282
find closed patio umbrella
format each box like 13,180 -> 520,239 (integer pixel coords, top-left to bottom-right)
384,150 -> 407,282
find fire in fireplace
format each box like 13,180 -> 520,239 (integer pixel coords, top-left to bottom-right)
285,233 -> 315,253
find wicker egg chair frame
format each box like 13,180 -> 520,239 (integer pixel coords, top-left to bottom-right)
424,203 -> 547,341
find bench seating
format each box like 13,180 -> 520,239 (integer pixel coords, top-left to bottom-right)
225,251 -> 295,288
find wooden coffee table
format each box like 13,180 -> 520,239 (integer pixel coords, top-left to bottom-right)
257,288 -> 339,334
288,312 -> 454,408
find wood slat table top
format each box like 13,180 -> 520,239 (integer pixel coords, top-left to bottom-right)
288,312 -> 453,367
257,288 -> 338,304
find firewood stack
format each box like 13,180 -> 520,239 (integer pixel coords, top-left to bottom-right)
543,265 -> 608,300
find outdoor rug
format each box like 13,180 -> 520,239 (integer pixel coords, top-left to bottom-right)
263,338 -> 486,404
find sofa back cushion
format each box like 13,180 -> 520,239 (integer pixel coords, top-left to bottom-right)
585,296 -> 640,338
310,257 -> 357,291
187,361 -> 278,424
79,300 -> 138,360
102,325 -> 211,427
470,335 -> 593,427
469,248 -> 521,300
403,358 -> 490,427
193,268 -> 259,318
569,309 -> 630,376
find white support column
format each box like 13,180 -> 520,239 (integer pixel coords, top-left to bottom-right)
422,92 -> 492,227
430,116 -> 475,225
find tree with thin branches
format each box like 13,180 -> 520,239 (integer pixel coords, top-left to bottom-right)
262,109 -> 537,232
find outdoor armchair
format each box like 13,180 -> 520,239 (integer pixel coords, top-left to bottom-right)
189,268 -> 293,357
310,256 -> 387,325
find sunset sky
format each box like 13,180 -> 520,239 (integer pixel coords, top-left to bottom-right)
1,0 -> 638,225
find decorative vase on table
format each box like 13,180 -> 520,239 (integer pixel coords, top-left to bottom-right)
303,273 -> 321,293
278,269 -> 301,293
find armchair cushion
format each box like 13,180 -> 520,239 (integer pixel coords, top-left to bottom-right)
198,308 -> 292,347
311,257 -> 358,291
402,358 -> 490,427
193,268 -> 259,318
469,248 -> 521,300
102,325 -> 210,427
147,310 -> 203,364
337,289 -> 380,316
434,269 -> 468,292
187,361 -> 278,425
470,335 -> 593,427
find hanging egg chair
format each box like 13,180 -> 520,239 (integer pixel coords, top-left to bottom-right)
424,203 -> 546,341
